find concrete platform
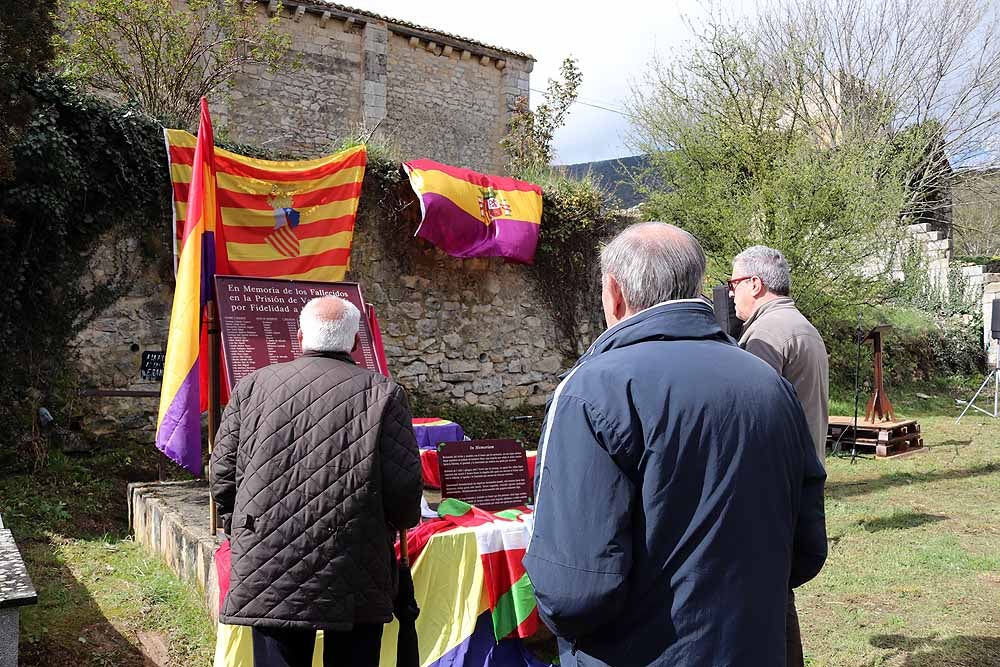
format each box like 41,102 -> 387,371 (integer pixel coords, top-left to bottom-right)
128,481 -> 223,620
127,481 -> 443,621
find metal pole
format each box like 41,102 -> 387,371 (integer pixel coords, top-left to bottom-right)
956,344 -> 1000,422
206,300 -> 221,535
993,343 -> 999,418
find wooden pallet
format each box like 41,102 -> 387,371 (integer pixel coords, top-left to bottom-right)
827,416 -> 924,458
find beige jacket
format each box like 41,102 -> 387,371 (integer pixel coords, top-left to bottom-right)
739,298 -> 829,466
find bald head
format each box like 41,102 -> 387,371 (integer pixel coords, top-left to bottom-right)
298,296 -> 360,353
600,222 -> 706,315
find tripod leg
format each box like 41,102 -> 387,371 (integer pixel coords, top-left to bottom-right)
956,370 -> 996,423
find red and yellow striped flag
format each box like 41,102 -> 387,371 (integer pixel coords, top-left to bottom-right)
164,130 -> 366,281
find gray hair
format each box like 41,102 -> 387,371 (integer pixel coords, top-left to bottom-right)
299,296 -> 360,352
600,222 -> 707,310
733,245 -> 791,296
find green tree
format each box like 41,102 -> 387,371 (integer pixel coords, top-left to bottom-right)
502,57 -> 582,176
55,0 -> 294,127
0,0 -> 56,179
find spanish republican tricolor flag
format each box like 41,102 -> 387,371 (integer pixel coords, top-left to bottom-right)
164,131 -> 366,281
156,99 -> 227,475
403,159 -> 543,265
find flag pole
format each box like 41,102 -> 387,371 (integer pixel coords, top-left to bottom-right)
206,299 -> 221,535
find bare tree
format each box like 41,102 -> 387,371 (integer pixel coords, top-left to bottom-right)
754,0 -> 1000,221
953,167 -> 1000,257
55,0 -> 296,127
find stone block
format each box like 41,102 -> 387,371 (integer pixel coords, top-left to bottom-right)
447,359 -> 480,373
397,361 -> 429,377
441,372 -> 476,382
535,356 -> 563,374
527,394 -> 549,407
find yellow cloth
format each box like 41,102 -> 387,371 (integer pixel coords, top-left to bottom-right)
213,528 -> 488,667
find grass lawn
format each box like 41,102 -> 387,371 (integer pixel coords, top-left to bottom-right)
0,443 -> 215,666
0,380 -> 997,666
805,383 -> 1000,666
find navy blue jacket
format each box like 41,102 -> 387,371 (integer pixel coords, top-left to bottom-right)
523,300 -> 827,667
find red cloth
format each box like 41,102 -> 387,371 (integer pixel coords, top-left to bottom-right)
367,305 -> 390,378
395,502 -> 533,565
421,450 -> 537,490
215,539 -> 231,610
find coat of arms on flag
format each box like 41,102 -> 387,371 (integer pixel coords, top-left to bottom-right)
479,187 -> 512,222
264,192 -> 301,258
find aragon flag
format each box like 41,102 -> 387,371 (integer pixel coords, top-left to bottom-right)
155,99 -> 228,476
403,159 -> 543,265
164,131 -> 366,281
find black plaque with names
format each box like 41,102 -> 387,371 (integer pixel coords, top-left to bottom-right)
438,439 -> 531,510
140,351 -> 165,381
214,276 -> 384,391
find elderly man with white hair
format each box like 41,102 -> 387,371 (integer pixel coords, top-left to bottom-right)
211,295 -> 422,667
525,222 -> 827,667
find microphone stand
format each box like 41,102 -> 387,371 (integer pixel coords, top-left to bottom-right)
833,313 -> 870,462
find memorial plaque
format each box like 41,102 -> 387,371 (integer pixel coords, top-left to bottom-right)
140,351 -> 165,381
214,276 -> 385,390
438,440 -> 531,510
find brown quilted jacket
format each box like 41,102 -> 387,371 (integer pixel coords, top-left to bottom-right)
210,350 -> 422,630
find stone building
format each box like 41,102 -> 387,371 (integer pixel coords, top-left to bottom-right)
212,1 -> 534,173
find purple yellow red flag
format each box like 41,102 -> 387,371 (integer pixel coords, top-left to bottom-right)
403,159 -> 543,264
164,131 -> 366,281
155,99 -> 228,475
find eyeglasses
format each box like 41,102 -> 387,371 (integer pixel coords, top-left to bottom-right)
726,276 -> 755,292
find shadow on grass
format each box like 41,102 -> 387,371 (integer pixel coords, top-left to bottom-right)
19,538 -> 148,667
1,443 -> 177,666
870,633 -> 1000,666
858,512 -> 946,533
826,462 -> 999,500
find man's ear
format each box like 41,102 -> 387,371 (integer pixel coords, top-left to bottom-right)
606,273 -> 628,322
752,276 -> 768,298
352,332 -> 360,353
297,329 -> 303,348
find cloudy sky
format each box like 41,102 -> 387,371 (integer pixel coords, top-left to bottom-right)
358,0 -> 750,165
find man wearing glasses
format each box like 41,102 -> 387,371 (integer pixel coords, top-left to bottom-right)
729,245 -> 829,667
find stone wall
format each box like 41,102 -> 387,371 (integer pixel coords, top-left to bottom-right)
211,4 -> 365,154
905,222 -> 953,291
347,214 -> 569,411
384,32 -> 529,173
71,193 -> 581,439
962,265 -> 1000,365
209,3 -> 532,174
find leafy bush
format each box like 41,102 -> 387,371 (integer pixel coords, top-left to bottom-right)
0,75 -> 170,464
